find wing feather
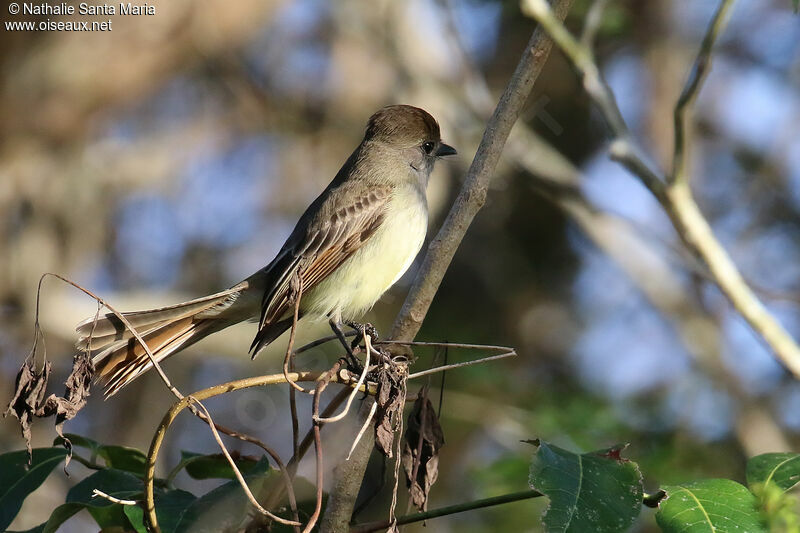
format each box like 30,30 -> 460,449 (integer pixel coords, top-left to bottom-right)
250,185 -> 390,353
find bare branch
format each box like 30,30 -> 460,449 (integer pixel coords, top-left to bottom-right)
201,420 -> 301,528
92,489 -> 137,506
284,275 -> 308,393
258,387 -> 353,520
144,369 -> 369,532
320,4 -> 574,529
41,273 -> 185,400
314,327 -> 372,424
390,0 -> 575,343
302,362 -> 340,533
286,276 -> 305,469
189,399 -> 301,527
351,489 -> 544,532
407,350 -> 516,380
293,331 -> 357,356
524,0 -> 800,378
347,401 -> 378,461
522,0 -> 665,199
671,0 -> 735,185
579,0 -> 609,49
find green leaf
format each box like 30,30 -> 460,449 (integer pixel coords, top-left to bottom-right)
174,457 -> 272,533
66,467 -> 142,505
123,505 -> 147,533
34,468 -> 144,532
528,441 -> 643,533
746,453 -> 800,493
55,434 -> 148,477
180,451 -> 262,480
98,445 -> 148,477
124,488 -> 196,533
38,503 -> 85,533
53,433 -> 101,455
656,479 -> 766,533
0,447 -> 69,531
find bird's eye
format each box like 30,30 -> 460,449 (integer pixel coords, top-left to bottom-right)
422,141 -> 435,155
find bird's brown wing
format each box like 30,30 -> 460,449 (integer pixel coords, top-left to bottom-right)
250,185 -> 390,353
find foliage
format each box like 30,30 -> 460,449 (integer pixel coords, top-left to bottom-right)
1,438 -> 279,533
2,436 -> 797,532
528,442 -> 643,533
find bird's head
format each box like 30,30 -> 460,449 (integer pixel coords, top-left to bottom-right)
363,105 -> 457,184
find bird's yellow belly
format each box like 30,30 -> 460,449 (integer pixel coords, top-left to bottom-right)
302,192 -> 427,321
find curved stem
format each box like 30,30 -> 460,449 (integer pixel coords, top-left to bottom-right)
350,489 -> 544,532
144,370 -> 369,532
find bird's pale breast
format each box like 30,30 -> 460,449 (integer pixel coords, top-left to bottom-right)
302,184 -> 428,321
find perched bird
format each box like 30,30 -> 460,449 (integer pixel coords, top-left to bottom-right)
77,105 -> 457,397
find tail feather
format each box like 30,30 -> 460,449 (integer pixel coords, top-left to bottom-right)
78,320 -> 171,352
249,315 -> 298,359
98,319 -> 215,397
79,287 -> 246,397
76,287 -> 243,341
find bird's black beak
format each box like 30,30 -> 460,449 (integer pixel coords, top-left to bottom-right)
436,143 -> 457,157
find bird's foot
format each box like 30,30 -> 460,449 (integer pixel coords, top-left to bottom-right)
346,321 -> 379,349
328,318 -> 362,369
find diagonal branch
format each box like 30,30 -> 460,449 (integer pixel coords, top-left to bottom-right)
671,0 -> 735,185
318,2 -> 574,531
523,0 -> 800,378
390,0 -> 575,342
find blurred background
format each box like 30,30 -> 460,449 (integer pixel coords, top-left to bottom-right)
1,0 -> 799,530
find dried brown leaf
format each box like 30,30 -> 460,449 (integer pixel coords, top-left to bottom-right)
401,394 -> 445,511
4,353 -> 93,462
4,360 -> 52,457
374,369 -> 405,457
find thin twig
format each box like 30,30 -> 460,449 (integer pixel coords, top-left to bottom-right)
302,362 -> 340,533
388,380 -> 408,528
42,274 -> 303,528
351,489 -> 544,532
284,276 -> 307,393
347,401 -> 377,461
258,386 -> 353,519
189,399 -> 301,527
524,0 -> 800,378
579,0 -> 609,49
376,340 -> 514,351
144,370 -> 369,532
287,277 -> 305,464
315,327 -> 372,424
408,350 -> 516,380
290,386 -> 351,470
205,421 -> 300,528
349,486 -> 674,532
39,273 -> 185,400
293,331 -> 357,356
92,489 -> 137,506
521,0 -> 663,198
671,0 -> 735,185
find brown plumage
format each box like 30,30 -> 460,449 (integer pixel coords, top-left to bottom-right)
80,105 -> 456,397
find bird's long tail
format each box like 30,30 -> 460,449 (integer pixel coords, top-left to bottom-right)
77,286 -> 247,397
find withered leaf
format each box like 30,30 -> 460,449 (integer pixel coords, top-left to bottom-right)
401,393 -> 445,511
4,359 -> 52,458
4,353 -> 93,463
45,351 -> 94,440
374,369 -> 405,457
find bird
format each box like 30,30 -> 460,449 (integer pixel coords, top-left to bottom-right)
76,105 -> 457,397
